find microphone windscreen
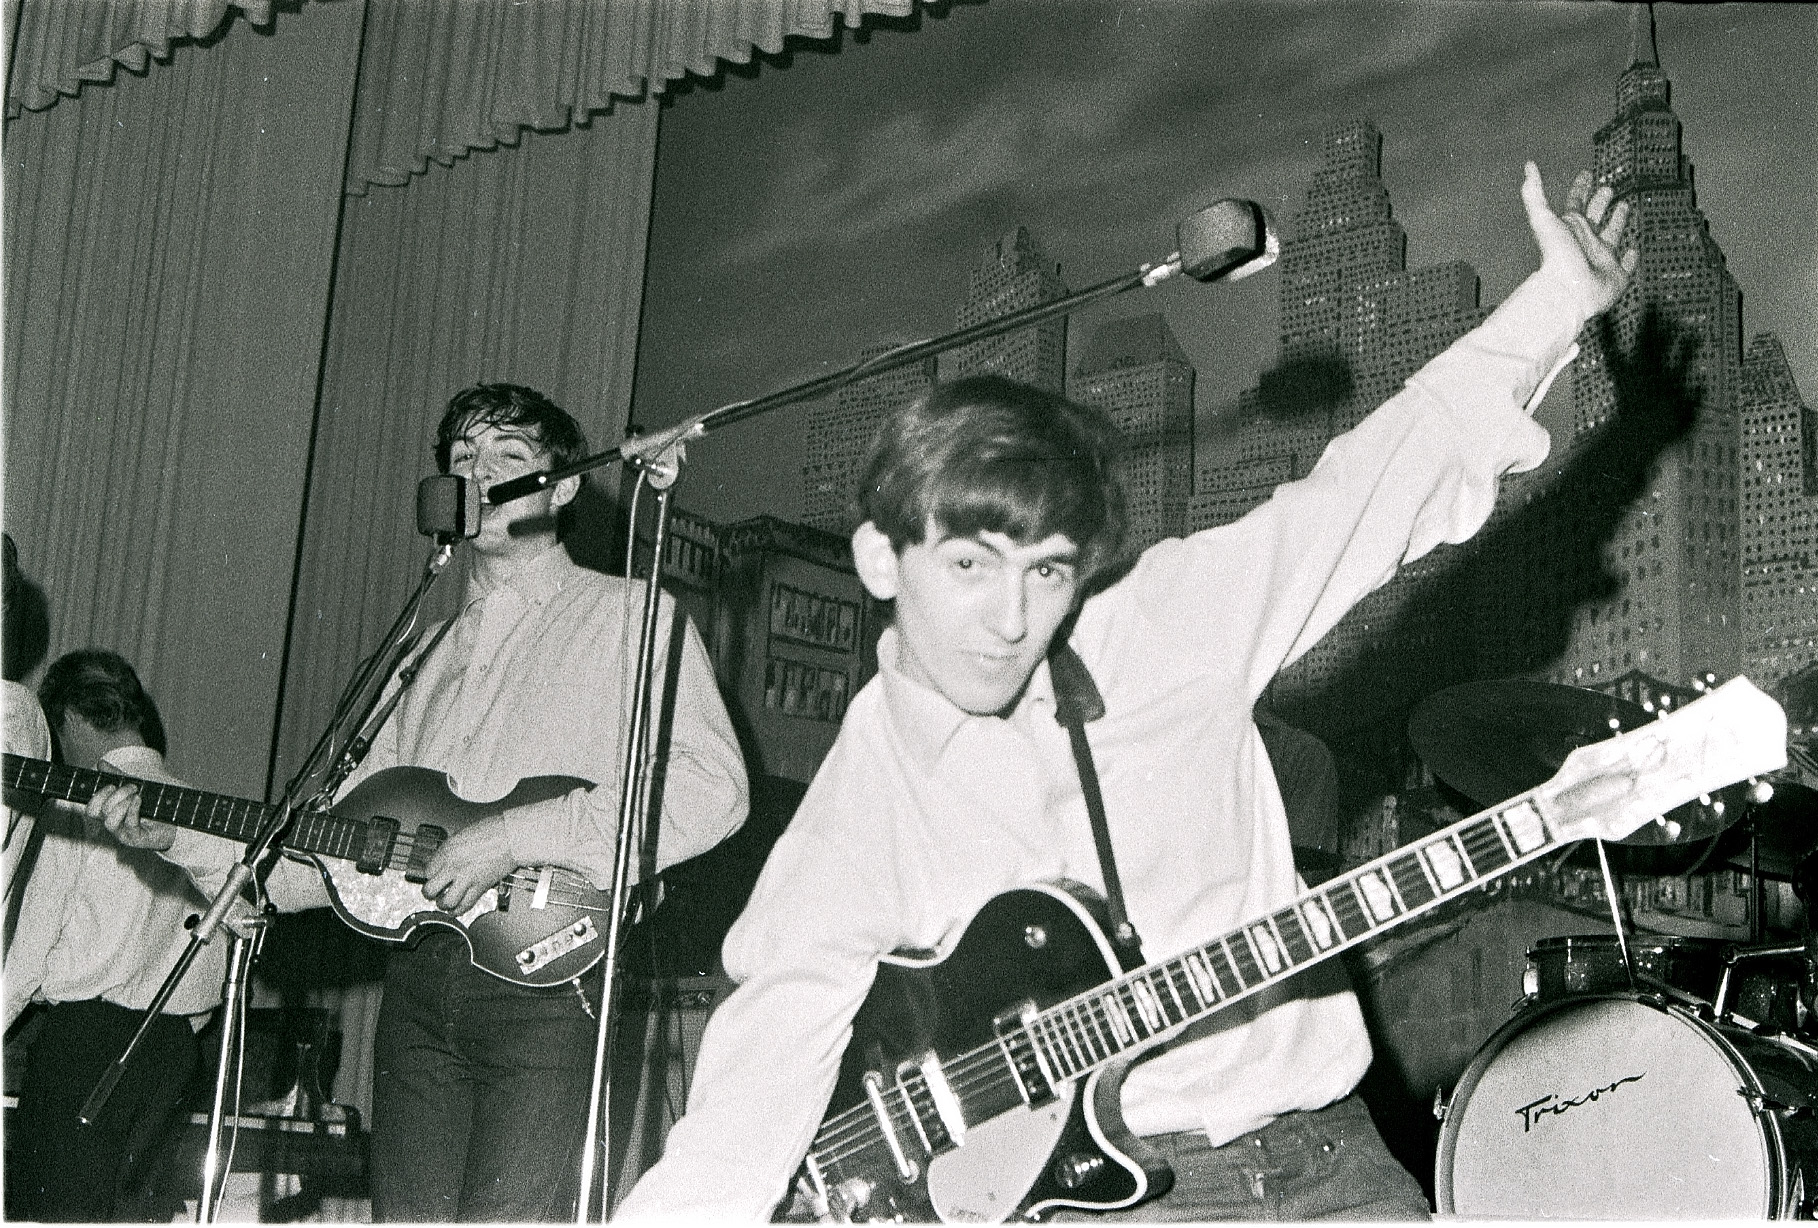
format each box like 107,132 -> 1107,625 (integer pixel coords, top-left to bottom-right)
417,475 -> 481,539
1177,199 -> 1280,283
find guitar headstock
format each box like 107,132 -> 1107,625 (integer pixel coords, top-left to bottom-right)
1539,676 -> 1787,845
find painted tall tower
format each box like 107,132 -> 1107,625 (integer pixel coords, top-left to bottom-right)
1545,24 -> 1743,687
944,226 -> 1069,392
1740,333 -> 1818,686
800,342 -> 937,536
1070,313 -> 1196,554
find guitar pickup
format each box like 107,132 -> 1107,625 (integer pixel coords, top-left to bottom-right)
405,825 -> 447,883
355,817 -> 399,876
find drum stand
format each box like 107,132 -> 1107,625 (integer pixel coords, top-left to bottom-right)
1592,838 -> 1637,990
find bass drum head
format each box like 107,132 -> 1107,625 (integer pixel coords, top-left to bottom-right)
1437,995 -> 1774,1219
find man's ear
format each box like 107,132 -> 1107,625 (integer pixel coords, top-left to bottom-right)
851,522 -> 900,601
549,474 -> 582,511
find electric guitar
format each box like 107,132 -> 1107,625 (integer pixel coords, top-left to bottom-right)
0,756 -> 611,987
790,677 -> 1788,1223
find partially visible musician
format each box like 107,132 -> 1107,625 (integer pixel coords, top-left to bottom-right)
618,163 -> 1637,1222
100,383 -> 750,1221
3,532 -> 52,904
6,650 -> 228,1221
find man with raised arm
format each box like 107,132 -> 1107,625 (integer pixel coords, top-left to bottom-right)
618,164 -> 1635,1221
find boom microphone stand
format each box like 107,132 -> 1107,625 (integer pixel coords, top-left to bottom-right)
482,197 -> 1282,1222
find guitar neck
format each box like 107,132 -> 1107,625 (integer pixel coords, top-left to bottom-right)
1,753 -> 362,860
1020,789 -> 1561,1084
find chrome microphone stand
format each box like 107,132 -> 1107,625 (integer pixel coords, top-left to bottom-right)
575,448 -> 684,1220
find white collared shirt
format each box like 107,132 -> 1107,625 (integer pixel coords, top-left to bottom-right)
5,745 -> 226,1026
164,544 -> 748,902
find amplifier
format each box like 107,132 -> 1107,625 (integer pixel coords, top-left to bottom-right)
607,975 -> 726,1211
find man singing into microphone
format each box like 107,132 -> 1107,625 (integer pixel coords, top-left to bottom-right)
617,163 -> 1635,1222
97,383 -> 750,1221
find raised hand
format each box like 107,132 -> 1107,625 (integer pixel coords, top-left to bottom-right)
1520,161 -> 1639,320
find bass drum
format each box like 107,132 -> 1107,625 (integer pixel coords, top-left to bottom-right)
1436,994 -> 1818,1219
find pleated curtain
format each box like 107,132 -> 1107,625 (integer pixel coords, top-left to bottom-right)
4,0 -> 916,802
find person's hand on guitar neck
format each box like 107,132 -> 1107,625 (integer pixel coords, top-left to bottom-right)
90,782 -> 271,939
89,781 -> 176,851
420,814 -> 520,914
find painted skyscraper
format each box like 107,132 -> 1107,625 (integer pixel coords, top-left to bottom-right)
1740,334 -> 1818,686
944,226 -> 1068,392
1070,313 -> 1195,554
1542,30 -> 1744,688
1205,119 -> 1485,714
800,342 -> 937,535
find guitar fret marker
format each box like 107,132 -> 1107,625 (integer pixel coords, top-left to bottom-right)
1184,951 -> 1217,1004
1130,979 -> 1165,1032
1502,800 -> 1546,854
1100,993 -> 1135,1046
1424,840 -> 1465,890
1249,924 -> 1283,974
1355,872 -> 1396,923
1300,899 -> 1335,948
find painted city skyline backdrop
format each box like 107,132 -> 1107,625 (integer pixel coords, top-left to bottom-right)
631,0 -> 1816,527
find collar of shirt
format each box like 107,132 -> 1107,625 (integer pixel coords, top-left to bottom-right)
465,541 -> 576,607
874,625 -> 1060,772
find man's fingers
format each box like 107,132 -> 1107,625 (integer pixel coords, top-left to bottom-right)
1584,183 -> 1614,228
1563,168 -> 1593,216
1519,161 -> 1551,224
1599,199 -> 1631,247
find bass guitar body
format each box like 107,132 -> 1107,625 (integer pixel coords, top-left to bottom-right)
801,884 -> 1171,1222
298,767 -> 608,987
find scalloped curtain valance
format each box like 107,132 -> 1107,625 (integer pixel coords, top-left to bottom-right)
5,0 -> 915,191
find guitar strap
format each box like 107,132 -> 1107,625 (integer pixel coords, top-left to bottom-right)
1049,643 -> 1144,963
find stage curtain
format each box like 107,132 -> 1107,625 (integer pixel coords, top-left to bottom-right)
1,0 -> 366,799
264,108 -> 664,792
5,0 -> 282,117
344,0 -> 914,191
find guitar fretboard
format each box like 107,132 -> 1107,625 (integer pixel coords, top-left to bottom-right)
1015,793 -> 1555,1083
2,753 -> 369,861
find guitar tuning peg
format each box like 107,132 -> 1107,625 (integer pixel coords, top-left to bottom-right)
1710,799 -> 1725,817
1750,778 -> 1776,805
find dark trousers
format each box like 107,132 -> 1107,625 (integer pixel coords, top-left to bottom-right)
1053,1094 -> 1430,1221
371,932 -> 603,1222
8,998 -> 201,1222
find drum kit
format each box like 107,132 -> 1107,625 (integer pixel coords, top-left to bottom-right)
1409,679 -> 1818,1220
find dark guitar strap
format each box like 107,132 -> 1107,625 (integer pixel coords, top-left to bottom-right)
1049,643 -> 1144,964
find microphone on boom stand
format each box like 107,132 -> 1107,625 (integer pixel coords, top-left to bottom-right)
482,194 -> 1280,509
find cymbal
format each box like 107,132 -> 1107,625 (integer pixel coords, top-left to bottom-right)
1408,679 -> 1736,846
